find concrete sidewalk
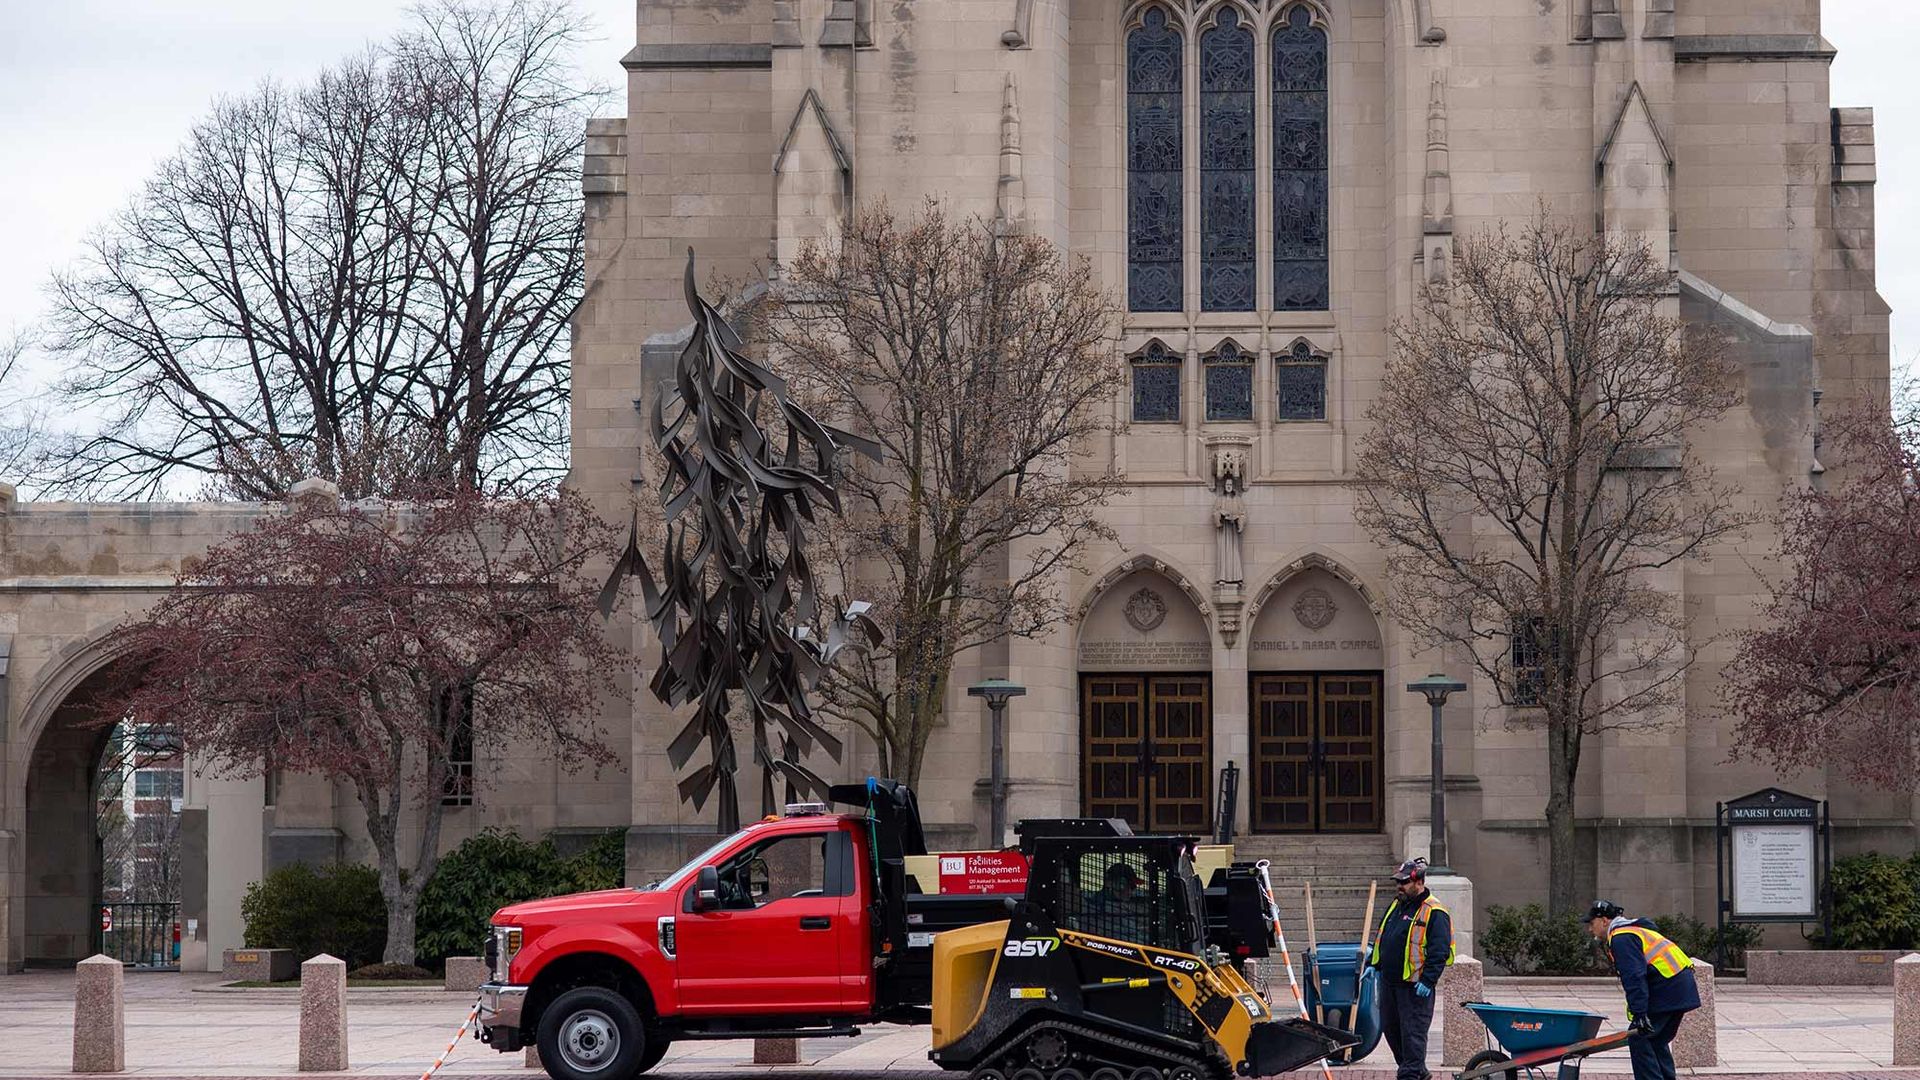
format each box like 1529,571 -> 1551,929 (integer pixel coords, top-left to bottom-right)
0,971 -> 1903,1077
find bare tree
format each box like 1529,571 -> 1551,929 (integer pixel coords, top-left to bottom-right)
1353,215 -> 1746,914
763,202 -> 1125,786
41,0 -> 594,499
0,331 -> 51,482
1728,395 -> 1920,788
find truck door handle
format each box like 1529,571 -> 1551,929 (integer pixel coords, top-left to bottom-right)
799,915 -> 832,930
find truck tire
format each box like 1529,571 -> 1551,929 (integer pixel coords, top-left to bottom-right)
538,986 -> 650,1080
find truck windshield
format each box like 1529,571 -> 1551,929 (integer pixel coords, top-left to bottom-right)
652,828 -> 758,892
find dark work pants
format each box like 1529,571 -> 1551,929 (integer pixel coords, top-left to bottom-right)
1379,980 -> 1435,1080
1627,1012 -> 1686,1080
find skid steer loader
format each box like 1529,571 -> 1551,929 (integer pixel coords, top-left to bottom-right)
930,823 -> 1357,1080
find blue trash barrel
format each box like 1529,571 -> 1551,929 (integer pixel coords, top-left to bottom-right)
1303,944 -> 1382,1066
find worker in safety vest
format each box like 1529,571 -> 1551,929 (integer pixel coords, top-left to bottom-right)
1368,857 -> 1455,1080
1587,900 -> 1701,1080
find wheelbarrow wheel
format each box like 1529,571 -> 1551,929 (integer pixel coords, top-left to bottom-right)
1464,1049 -> 1517,1080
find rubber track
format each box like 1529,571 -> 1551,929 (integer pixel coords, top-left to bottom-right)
963,1017 -> 1233,1080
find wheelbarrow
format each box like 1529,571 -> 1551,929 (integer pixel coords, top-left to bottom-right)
1302,944 -> 1382,1065
1453,1002 -> 1634,1080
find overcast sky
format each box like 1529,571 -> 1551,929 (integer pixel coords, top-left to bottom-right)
2,1 -> 1915,390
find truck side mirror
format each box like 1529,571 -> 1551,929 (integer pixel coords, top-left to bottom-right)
694,865 -> 720,911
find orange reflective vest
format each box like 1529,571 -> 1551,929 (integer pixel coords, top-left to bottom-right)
1610,925 -> 1692,979
1370,895 -> 1456,982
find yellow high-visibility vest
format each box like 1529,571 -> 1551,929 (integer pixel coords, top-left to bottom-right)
1610,925 -> 1693,978
1369,895 -> 1456,982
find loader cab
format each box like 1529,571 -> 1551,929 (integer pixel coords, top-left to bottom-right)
1019,828 -> 1208,957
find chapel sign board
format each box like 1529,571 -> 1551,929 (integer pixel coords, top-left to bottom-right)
1715,787 -> 1829,958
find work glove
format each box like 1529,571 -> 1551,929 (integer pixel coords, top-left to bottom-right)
1414,982 -> 1433,999
1628,1016 -> 1653,1038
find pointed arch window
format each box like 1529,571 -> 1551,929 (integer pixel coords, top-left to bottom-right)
1127,6 -> 1184,313
1272,5 -> 1329,311
1131,340 -> 1183,422
1276,339 -> 1327,420
1200,8 -> 1255,311
1205,341 -> 1253,421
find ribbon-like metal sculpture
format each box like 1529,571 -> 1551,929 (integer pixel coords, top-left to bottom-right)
602,250 -> 882,831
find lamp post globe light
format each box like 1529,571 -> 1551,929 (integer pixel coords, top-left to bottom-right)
968,678 -> 1027,848
1406,672 -> 1467,871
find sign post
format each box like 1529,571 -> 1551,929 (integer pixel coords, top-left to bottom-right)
1715,787 -> 1830,967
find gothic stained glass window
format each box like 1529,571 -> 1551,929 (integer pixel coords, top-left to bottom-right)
1272,6 -> 1329,311
1199,9 -> 1254,312
1132,340 -> 1182,422
1205,341 -> 1253,421
1275,339 -> 1326,420
1128,7 -> 1184,313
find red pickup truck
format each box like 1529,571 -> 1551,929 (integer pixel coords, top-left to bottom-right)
476,781 -> 1021,1080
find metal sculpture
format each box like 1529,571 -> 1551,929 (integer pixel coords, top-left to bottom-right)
602,250 -> 882,831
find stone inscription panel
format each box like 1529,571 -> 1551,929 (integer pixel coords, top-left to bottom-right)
1078,640 -> 1211,669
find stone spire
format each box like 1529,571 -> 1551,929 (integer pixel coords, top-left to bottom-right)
996,72 -> 1026,232
1422,71 -> 1451,236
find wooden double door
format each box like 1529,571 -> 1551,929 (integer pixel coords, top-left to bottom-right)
1080,674 -> 1212,834
1251,673 -> 1383,833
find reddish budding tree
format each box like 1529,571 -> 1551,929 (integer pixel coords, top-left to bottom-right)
104,487 -> 621,963
1729,400 -> 1920,788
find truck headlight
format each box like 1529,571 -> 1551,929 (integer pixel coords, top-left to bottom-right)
493,925 -> 523,981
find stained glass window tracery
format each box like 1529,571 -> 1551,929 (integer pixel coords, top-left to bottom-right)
1132,340 -> 1183,422
1205,341 -> 1253,421
1275,339 -> 1327,421
1272,5 -> 1329,311
1200,8 -> 1255,312
1128,7 -> 1184,313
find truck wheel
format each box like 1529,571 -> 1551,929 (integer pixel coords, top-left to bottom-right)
539,987 -> 649,1080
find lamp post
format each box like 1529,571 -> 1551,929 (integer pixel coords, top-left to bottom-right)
968,678 -> 1027,848
1406,672 -> 1467,871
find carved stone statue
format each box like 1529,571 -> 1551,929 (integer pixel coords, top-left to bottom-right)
1215,474 -> 1246,587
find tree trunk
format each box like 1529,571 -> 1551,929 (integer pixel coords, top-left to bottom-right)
1544,717 -> 1579,916
383,888 -> 420,966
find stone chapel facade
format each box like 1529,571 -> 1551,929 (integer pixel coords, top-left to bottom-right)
571,0 -> 1908,923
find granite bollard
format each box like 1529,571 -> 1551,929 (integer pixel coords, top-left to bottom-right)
444,957 -> 489,992
754,1037 -> 799,1064
525,1044 -> 541,1069
72,954 -> 125,1073
1671,960 -> 1716,1067
1438,956 -> 1483,1067
1895,953 -> 1920,1066
299,954 -> 349,1071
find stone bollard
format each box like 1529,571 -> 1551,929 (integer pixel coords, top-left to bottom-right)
72,954 -> 125,1073
1895,953 -> 1920,1066
298,954 -> 349,1071
1438,956 -> 1484,1067
525,1044 -> 542,1070
753,1037 -> 799,1064
443,957 -> 489,993
1671,960 -> 1717,1067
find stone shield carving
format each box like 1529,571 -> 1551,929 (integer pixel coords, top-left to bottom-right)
1292,587 -> 1338,631
1124,587 -> 1169,632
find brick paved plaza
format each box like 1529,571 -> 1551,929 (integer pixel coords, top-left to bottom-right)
0,971 -> 1903,1079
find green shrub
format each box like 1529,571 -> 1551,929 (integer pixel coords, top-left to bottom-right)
414,828 -> 627,967
1482,903 -> 1544,975
241,862 -> 387,969
1820,853 -> 1920,949
1647,912 -> 1765,971
1481,903 -> 1607,975
349,962 -> 435,981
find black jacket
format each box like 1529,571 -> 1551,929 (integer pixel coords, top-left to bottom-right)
1370,890 -> 1452,988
